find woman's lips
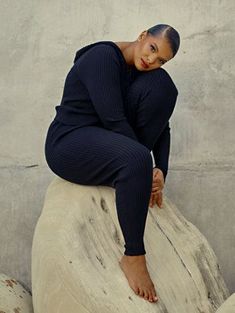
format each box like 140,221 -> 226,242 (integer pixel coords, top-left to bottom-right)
141,58 -> 149,68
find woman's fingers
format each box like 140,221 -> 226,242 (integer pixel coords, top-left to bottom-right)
152,186 -> 162,192
149,191 -> 163,208
157,192 -> 163,207
152,189 -> 163,195
152,177 -> 164,187
150,190 -> 159,206
152,182 -> 164,193
149,193 -> 154,207
150,168 -> 164,207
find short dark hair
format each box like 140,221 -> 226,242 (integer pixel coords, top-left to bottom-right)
147,24 -> 180,57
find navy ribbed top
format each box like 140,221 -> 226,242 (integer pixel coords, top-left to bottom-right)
53,40 -> 177,180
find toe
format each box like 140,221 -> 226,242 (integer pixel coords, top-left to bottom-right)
151,285 -> 158,302
149,290 -> 155,302
148,292 -> 154,302
152,293 -> 158,302
138,289 -> 144,297
143,289 -> 150,301
133,286 -> 139,295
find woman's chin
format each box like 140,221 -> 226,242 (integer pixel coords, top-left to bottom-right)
135,63 -> 146,71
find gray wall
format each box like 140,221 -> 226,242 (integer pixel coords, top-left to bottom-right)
0,0 -> 234,293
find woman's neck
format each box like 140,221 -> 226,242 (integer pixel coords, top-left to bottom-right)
114,41 -> 136,67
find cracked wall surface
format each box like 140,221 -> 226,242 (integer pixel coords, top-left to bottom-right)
0,0 -> 234,292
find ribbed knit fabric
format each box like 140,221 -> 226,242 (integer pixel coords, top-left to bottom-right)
44,41 -> 178,255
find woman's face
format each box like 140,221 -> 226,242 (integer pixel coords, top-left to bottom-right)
134,30 -> 174,71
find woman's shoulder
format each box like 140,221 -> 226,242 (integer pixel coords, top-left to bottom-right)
73,41 -> 125,66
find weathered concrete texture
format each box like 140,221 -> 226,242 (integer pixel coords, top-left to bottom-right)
0,0 -> 234,294
0,166 -> 54,292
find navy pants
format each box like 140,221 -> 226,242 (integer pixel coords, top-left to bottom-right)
45,68 -> 174,256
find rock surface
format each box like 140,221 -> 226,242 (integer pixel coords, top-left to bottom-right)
0,272 -> 33,313
215,293 -> 235,313
32,176 -> 230,312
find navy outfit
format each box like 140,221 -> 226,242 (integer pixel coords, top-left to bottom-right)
44,40 -> 178,255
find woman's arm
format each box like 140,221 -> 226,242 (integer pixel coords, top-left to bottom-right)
76,45 -> 138,141
152,121 -> 171,182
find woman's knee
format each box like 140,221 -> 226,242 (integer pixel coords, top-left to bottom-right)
129,68 -> 178,100
123,144 -> 153,175
148,68 -> 178,97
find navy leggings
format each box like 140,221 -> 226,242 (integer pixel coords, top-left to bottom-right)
45,68 -> 174,256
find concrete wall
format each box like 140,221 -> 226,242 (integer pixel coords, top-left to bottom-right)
0,0 -> 234,293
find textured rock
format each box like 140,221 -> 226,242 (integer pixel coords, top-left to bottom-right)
215,293 -> 235,313
32,176 -> 230,312
0,273 -> 33,313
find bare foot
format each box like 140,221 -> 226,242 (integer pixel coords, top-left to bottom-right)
119,255 -> 158,303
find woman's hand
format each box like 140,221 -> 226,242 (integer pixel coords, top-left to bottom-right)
149,168 -> 165,208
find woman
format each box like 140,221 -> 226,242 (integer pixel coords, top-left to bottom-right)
45,24 -> 180,303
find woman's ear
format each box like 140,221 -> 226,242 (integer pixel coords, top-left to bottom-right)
138,30 -> 148,41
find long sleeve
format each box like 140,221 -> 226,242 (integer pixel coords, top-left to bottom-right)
75,45 -> 138,141
152,121 -> 171,182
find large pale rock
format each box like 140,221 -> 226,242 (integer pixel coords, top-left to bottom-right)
32,176 -> 230,313
0,273 -> 33,313
215,294 -> 235,313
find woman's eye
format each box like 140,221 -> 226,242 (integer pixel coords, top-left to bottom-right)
150,44 -> 155,51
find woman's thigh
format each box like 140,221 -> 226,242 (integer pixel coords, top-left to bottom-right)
45,120 -> 152,187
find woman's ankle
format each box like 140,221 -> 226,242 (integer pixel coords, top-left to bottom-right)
122,254 -> 146,263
